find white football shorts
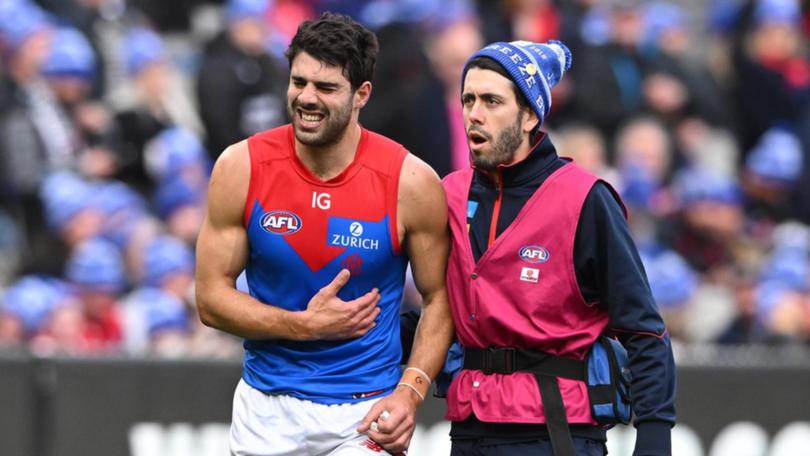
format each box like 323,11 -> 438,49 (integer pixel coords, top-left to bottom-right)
229,379 -> 400,456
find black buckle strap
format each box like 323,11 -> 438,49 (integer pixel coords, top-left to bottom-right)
462,346 -> 584,456
463,347 -> 585,380
536,374 -> 577,456
480,347 -> 516,374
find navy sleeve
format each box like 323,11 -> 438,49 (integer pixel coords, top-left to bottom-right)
399,310 -> 420,364
574,182 -> 676,455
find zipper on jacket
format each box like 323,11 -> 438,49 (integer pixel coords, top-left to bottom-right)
487,169 -> 503,248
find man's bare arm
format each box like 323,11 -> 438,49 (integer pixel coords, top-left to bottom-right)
195,141 -> 381,340
398,154 -> 454,382
357,153 -> 454,452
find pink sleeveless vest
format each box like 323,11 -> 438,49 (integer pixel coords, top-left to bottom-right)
442,162 -> 609,424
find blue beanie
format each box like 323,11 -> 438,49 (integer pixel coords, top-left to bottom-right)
643,2 -> 686,41
153,176 -> 205,220
760,248 -> 809,290
129,287 -> 189,336
93,181 -> 149,248
0,1 -> 50,51
39,171 -> 97,231
674,166 -> 742,207
94,181 -> 148,216
42,27 -> 96,81
754,0 -> 800,26
142,235 -> 194,288
640,248 -> 697,308
619,161 -> 659,209
745,127 -> 803,184
226,0 -> 270,22
461,40 -> 572,126
66,237 -> 127,293
2,275 -> 69,334
123,27 -> 166,76
144,127 -> 209,182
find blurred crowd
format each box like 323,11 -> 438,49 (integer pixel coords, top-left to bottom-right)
1,0 -> 810,358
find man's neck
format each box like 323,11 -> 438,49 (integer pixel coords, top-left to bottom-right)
295,122 -> 362,181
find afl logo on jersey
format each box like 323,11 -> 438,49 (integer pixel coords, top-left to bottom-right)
261,210 -> 302,235
519,245 -> 549,263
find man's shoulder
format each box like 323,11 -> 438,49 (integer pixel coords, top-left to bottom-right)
398,154 -> 448,233
398,154 -> 445,208
359,128 -> 410,178
362,127 -> 406,153
247,125 -> 293,160
441,168 -> 474,192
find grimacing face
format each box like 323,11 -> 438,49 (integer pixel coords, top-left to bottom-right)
462,67 -> 533,171
286,51 -> 355,148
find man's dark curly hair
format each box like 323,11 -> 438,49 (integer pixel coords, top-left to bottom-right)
285,12 -> 379,90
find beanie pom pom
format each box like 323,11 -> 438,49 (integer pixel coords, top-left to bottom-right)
547,39 -> 572,73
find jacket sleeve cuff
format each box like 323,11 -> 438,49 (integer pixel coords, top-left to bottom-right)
633,421 -> 673,456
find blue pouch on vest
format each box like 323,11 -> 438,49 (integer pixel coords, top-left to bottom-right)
434,340 -> 464,398
586,336 -> 632,427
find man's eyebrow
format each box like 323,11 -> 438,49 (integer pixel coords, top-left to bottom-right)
314,81 -> 339,90
291,74 -> 341,89
462,92 -> 505,101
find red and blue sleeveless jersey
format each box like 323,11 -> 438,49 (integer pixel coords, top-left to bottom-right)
242,125 -> 408,404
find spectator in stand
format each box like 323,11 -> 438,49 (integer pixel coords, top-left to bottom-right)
40,26 -> 126,182
39,171 -> 105,247
0,275 -> 71,347
34,171 -> 103,275
136,235 -> 240,357
716,262 -> 771,345
755,280 -> 810,343
0,2 -> 67,184
639,247 -> 698,342
640,2 -> 734,131
425,15 -> 484,174
140,235 -> 195,298
552,123 -> 617,182
93,180 -> 162,277
153,176 -> 206,245
122,286 -> 191,357
0,2 -> 64,275
509,0 -> 561,43
143,126 -> 211,187
360,0 -> 480,177
63,237 -> 127,352
35,0 -> 153,99
570,0 -> 651,147
747,222 -> 810,342
41,27 -> 97,111
742,126 -> 804,225
732,0 -> 810,153
197,0 -> 287,161
113,26 -> 202,193
613,117 -> 676,218
667,166 -> 746,275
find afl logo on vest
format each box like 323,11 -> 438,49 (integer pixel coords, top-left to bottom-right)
519,245 -> 549,263
260,210 -> 302,235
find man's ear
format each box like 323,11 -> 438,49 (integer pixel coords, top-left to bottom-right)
523,109 -> 540,134
354,81 -> 372,109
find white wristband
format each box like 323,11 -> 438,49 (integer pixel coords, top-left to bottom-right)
397,382 -> 425,402
404,366 -> 431,384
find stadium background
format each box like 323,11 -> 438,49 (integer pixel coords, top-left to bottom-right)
1,0 -> 810,454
